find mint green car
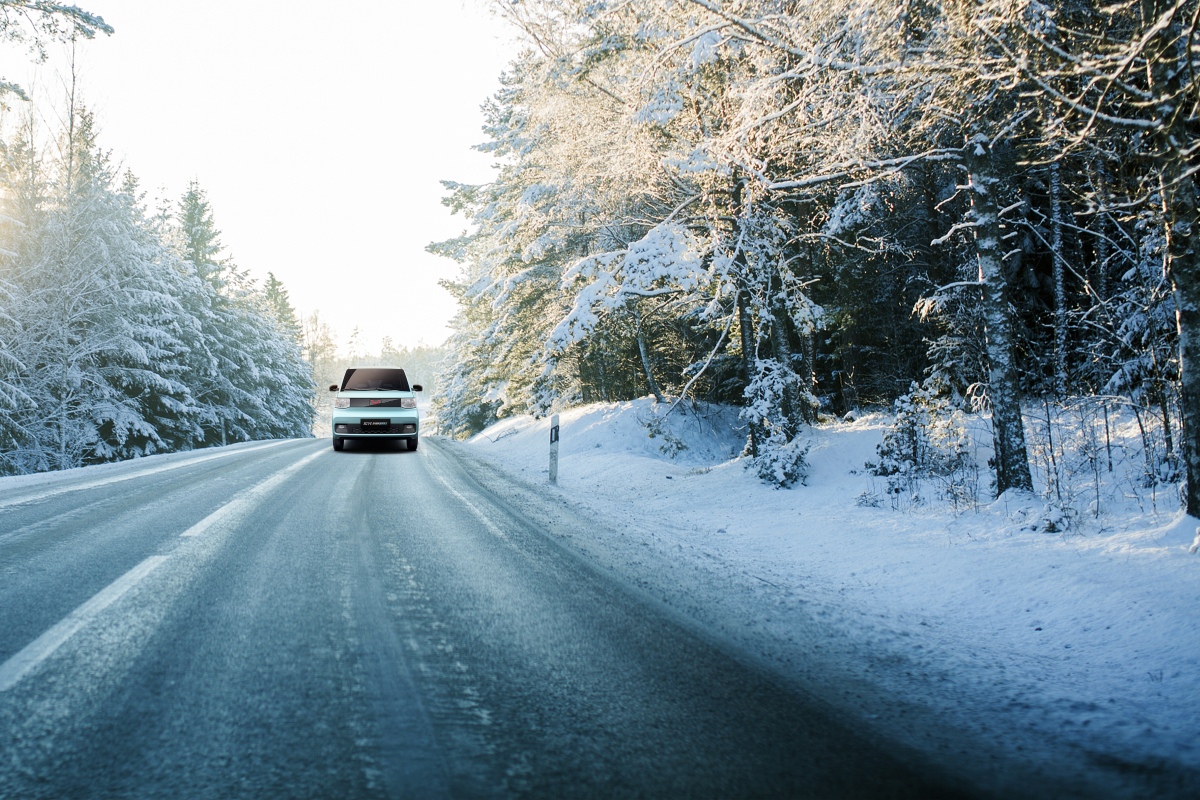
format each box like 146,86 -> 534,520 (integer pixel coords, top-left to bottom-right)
329,367 -> 422,451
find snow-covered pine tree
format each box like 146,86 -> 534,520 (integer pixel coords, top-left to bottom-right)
0,108 -> 201,470
264,271 -> 301,344
175,183 -> 313,444
245,275 -> 314,439
174,181 -> 244,446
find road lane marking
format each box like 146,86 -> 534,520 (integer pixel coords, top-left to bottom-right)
180,449 -> 326,538
424,453 -> 509,541
0,556 -> 169,692
0,440 -> 296,511
0,448 -> 326,691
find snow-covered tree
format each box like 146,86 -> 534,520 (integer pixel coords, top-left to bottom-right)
429,0 -> 1196,497
0,109 -> 203,470
0,111 -> 313,473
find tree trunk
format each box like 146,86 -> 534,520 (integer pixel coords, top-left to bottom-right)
798,244 -> 818,421
1094,158 -> 1110,304
1168,168 -> 1200,514
732,175 -> 761,456
768,279 -> 800,439
801,328 -> 817,417
1050,160 -> 1068,396
965,136 -> 1033,494
839,325 -> 859,413
1159,390 -> 1175,462
633,304 -> 665,404
737,287 -> 760,456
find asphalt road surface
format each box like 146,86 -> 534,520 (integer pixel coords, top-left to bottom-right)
0,438 -> 975,799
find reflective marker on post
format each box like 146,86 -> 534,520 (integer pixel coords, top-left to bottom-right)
549,414 -> 560,485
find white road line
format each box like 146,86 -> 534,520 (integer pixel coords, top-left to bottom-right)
0,448 -> 325,692
0,556 -> 169,692
180,449 -> 326,538
0,440 -> 296,511
424,453 -> 509,540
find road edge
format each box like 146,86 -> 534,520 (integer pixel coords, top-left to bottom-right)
425,435 -> 1200,800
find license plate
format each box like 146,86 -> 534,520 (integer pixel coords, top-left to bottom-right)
362,419 -> 389,429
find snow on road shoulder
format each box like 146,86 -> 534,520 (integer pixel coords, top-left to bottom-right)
0,439 -> 302,502
461,398 -> 1200,794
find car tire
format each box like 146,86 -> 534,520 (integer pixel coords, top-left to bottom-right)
408,437 -> 419,451
332,437 -> 344,451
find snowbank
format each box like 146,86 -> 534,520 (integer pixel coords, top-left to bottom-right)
458,398 -> 1200,797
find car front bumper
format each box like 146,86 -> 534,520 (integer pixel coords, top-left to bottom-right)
331,408 -> 419,438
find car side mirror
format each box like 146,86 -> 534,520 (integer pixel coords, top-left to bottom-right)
412,384 -> 423,392
329,384 -> 339,392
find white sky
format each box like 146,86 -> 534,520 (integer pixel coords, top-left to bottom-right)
0,1 -> 519,353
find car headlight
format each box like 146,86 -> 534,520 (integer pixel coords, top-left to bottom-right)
334,397 -> 350,409
401,398 -> 416,409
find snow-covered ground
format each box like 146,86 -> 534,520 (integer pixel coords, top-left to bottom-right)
455,398 -> 1200,797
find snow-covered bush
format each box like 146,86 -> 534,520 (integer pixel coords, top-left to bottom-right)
741,359 -> 799,426
741,358 -> 810,487
753,429 -> 809,488
867,383 -> 976,507
642,411 -> 689,458
1031,503 -> 1076,533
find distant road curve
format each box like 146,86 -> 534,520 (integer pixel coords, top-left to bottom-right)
0,437 -> 972,799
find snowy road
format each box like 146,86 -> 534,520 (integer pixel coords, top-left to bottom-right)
0,437 -> 977,799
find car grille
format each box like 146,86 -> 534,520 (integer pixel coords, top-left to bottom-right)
346,398 -> 409,407
335,423 -> 417,435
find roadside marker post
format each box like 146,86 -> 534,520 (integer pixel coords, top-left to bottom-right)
549,414 -> 560,485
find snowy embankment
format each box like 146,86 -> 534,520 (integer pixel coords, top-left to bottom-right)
457,398 -> 1199,797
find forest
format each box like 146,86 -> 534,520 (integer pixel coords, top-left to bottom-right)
0,5 -> 313,475
431,0 -> 1200,505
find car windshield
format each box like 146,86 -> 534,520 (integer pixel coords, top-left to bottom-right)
341,368 -> 410,392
